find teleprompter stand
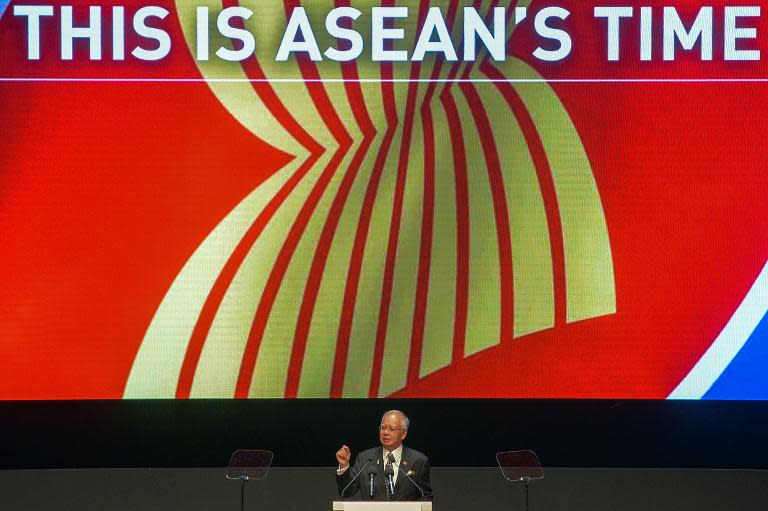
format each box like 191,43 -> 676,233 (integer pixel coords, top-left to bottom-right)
226,449 -> 273,511
496,450 -> 544,511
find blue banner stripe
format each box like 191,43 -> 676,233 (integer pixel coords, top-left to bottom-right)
704,310 -> 768,400
0,0 -> 9,20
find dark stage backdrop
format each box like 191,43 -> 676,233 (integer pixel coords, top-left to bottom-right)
2,400 -> 768,470
2,1 -> 768,402
2,0 -> 768,476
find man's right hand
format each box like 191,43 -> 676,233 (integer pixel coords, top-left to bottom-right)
336,445 -> 351,469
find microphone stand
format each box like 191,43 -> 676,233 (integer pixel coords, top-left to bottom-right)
239,477 -> 245,511
521,476 -> 532,511
384,466 -> 395,500
340,457 -> 374,501
391,457 -> 426,501
369,471 -> 377,499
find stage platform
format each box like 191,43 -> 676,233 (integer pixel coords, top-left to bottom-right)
1,467 -> 766,510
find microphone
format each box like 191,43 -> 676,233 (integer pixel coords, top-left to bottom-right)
368,466 -> 377,499
340,457 -> 373,501
391,456 -> 426,501
384,462 -> 395,499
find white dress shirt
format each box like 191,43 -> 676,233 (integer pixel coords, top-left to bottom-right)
337,444 -> 404,485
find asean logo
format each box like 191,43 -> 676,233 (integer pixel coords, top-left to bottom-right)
125,1 -> 616,398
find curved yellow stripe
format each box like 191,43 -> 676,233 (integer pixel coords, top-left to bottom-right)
127,1 -> 314,398
250,139 -> 360,398
377,4 -> 450,395
323,81 -> 387,399
249,156 -> 357,397
176,0 -> 303,157
473,81 -> 555,337
124,160 -> 300,398
243,1 -> 365,398
288,2 -> 376,398
378,110 -> 425,397
295,9 -> 389,393
454,89 -> 501,357
419,98 -> 457,378
246,1 -> 337,151
297,78 -> 388,395
409,10 -> 460,379
340,20 -> 416,396
342,117 -> 403,398
341,88 -> 411,397
404,32 -> 461,379
189,150 -> 334,397
297,129 -> 384,397
504,58 -> 616,322
377,50 -> 436,396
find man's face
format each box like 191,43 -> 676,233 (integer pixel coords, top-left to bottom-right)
379,413 -> 407,452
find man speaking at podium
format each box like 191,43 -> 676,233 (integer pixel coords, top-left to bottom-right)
336,410 -> 433,501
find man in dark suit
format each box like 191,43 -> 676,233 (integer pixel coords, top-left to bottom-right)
335,410 -> 433,501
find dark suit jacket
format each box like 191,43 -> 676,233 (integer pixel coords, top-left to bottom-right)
336,446 -> 433,501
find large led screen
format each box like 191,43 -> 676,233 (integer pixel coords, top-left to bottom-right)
1,1 -> 767,399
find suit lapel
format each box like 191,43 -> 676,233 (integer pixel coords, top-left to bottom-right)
393,446 -> 408,498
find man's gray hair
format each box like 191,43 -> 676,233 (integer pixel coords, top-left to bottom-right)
382,410 -> 410,431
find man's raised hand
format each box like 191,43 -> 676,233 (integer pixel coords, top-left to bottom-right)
336,445 -> 351,468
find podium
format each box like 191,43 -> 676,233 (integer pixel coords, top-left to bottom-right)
333,502 -> 432,511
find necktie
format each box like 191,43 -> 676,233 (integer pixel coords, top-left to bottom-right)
385,452 -> 396,497
387,453 -> 397,473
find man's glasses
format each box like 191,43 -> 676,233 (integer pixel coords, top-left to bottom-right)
379,425 -> 402,432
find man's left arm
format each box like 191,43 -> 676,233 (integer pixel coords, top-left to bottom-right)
418,457 -> 433,501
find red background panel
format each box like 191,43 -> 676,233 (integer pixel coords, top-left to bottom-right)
1,1 -> 767,399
